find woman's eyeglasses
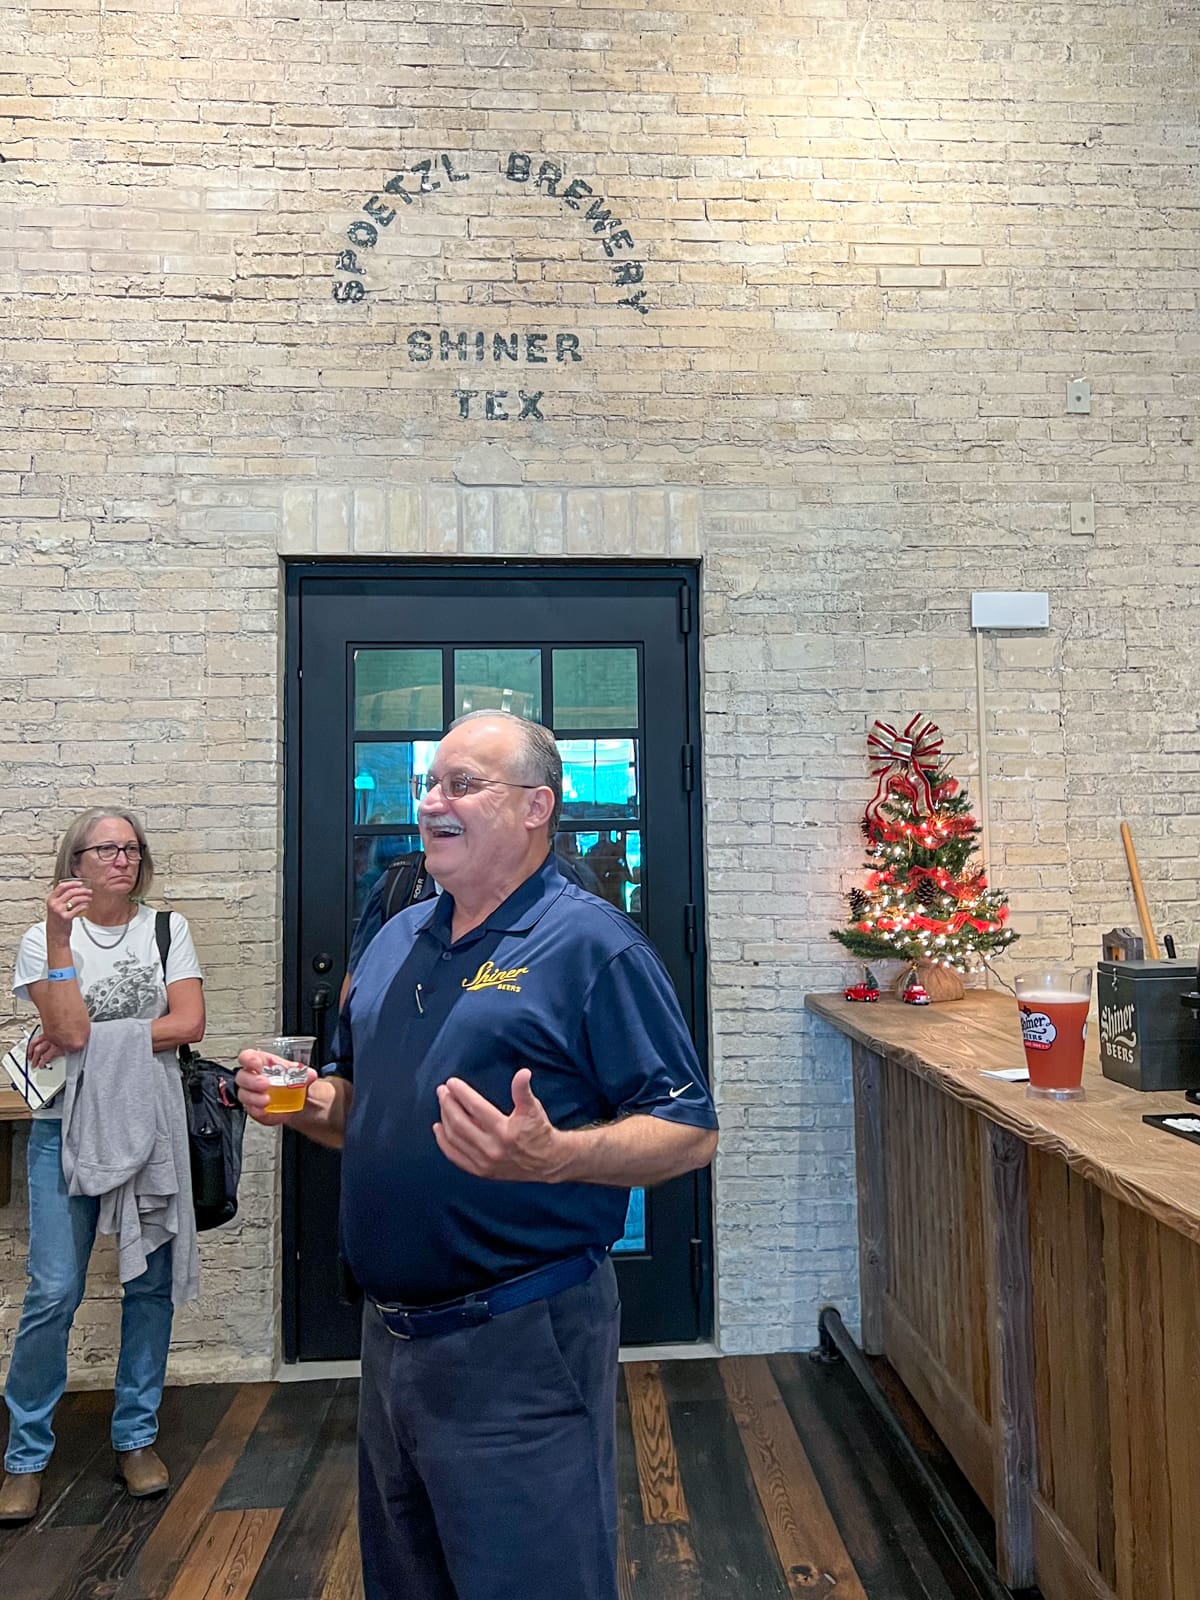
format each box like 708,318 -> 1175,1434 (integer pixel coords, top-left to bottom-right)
76,843 -> 143,864
410,771 -> 539,802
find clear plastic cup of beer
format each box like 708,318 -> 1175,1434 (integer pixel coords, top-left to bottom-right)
255,1035 -> 315,1114
1015,969 -> 1092,1101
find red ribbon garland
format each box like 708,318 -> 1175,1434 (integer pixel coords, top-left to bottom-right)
860,909 -> 1009,936
910,910 -> 1008,934
906,865 -> 989,902
865,714 -> 944,826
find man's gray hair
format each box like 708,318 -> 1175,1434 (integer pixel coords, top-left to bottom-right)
448,710 -> 562,836
53,806 -> 154,899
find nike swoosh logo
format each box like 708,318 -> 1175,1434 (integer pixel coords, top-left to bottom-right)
668,1083 -> 696,1099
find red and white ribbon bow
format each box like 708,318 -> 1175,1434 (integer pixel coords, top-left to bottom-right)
865,714 -> 944,825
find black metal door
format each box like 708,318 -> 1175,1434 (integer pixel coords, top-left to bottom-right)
283,561 -> 709,1359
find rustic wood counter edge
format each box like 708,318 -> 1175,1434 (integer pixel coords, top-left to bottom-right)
805,988 -> 1200,1248
807,987 -> 1200,1600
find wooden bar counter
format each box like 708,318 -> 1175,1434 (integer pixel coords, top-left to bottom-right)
805,988 -> 1200,1600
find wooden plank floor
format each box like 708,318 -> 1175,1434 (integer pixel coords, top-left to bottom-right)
0,1357 -> 1022,1600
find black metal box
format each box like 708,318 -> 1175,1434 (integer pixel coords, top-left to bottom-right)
1096,959 -> 1200,1092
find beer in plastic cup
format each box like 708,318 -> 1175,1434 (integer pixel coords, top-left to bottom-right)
255,1035 -> 315,1114
1015,970 -> 1092,1101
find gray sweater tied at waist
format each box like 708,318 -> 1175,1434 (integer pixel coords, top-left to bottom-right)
60,1018 -> 200,1306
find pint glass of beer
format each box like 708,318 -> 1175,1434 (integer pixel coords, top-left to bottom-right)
1015,969 -> 1092,1100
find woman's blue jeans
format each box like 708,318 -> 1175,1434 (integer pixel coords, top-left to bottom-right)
3,1119 -> 174,1474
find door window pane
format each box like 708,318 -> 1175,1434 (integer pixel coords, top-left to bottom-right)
612,1188 -> 647,1254
454,649 -> 541,720
558,738 -> 638,820
353,741 -> 438,825
553,648 -> 639,730
353,834 -> 422,917
355,649 -> 442,731
556,829 -> 641,918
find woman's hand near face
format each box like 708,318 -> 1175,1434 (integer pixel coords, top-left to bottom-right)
46,879 -> 91,942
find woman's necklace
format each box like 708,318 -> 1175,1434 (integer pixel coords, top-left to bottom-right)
78,910 -> 135,951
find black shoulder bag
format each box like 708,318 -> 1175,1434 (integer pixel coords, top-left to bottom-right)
155,912 -> 246,1231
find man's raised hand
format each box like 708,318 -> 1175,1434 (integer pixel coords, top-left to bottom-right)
434,1068 -> 567,1182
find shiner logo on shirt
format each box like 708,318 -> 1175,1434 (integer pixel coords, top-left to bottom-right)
462,960 -> 530,994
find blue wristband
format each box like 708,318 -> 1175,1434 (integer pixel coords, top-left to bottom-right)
46,966 -> 77,982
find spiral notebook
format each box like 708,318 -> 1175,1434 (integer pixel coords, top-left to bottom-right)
1,1028 -> 67,1111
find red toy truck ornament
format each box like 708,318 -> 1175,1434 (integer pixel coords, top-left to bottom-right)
844,980 -> 881,1002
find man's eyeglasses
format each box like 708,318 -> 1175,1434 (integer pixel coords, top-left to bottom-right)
411,771 -> 540,803
77,842 -> 143,864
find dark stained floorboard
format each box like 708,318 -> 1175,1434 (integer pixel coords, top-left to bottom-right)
616,1371 -> 703,1600
0,1358 -> 1030,1600
659,1360 -> 793,1599
247,1381 -> 359,1600
214,1381 -> 339,1512
771,1351 -> 967,1600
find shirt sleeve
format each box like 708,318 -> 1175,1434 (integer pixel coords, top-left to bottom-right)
580,943 -> 718,1130
165,913 -> 204,985
13,923 -> 49,1003
347,875 -> 389,975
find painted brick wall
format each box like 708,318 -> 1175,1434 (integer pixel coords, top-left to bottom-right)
2,0 -> 1199,1371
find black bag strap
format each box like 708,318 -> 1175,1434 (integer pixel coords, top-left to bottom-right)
155,911 -> 192,1067
381,854 -> 429,925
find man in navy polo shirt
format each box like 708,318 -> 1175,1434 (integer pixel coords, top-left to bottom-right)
237,710 -> 718,1600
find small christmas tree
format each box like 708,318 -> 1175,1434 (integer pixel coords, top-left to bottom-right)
832,715 -> 1017,974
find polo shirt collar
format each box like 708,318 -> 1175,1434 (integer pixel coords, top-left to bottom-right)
418,854 -> 566,946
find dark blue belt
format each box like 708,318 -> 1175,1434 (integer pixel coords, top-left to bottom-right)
370,1250 -> 601,1340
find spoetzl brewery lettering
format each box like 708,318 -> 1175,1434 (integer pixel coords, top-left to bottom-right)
504,152 -> 651,315
331,151 -> 654,316
1099,1000 -> 1137,1066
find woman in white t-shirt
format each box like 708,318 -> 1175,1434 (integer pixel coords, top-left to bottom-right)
0,808 -> 205,1525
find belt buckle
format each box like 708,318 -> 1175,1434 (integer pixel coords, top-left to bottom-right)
376,1294 -> 493,1340
376,1303 -> 414,1340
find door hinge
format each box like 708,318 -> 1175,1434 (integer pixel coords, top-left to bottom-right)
681,743 -> 695,792
690,1236 -> 703,1299
678,586 -> 692,634
684,903 -> 697,954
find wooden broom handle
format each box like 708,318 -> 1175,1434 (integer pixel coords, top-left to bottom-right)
1120,822 -> 1160,960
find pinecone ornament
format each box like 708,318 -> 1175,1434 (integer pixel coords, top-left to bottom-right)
915,876 -> 940,909
849,887 -> 869,918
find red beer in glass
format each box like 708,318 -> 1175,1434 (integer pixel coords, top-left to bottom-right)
1015,969 -> 1092,1100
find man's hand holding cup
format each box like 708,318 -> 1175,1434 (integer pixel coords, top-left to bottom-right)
237,1036 -> 317,1126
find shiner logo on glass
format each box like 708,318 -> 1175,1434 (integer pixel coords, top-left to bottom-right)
1019,1007 -> 1057,1051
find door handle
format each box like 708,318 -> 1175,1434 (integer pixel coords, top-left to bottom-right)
309,982 -> 333,1067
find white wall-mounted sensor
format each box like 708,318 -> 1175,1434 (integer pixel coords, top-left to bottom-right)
970,591 -> 1050,630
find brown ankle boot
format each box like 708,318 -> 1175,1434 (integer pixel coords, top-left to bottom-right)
0,1471 -> 42,1523
115,1446 -> 169,1498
